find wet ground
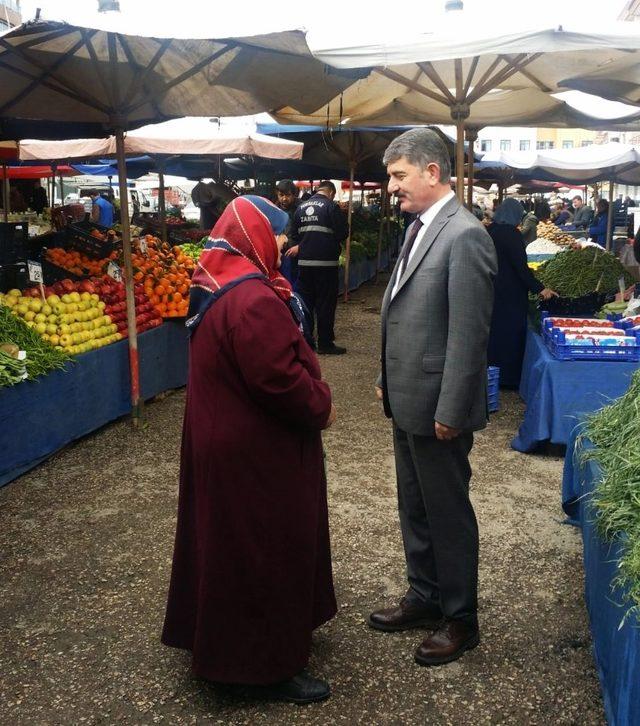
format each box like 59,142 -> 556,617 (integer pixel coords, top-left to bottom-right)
0,277 -> 604,724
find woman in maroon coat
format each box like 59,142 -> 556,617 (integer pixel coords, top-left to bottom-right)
162,196 -> 337,704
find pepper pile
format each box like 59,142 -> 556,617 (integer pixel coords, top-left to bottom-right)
537,247 -> 634,298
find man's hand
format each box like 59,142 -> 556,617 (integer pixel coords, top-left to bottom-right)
323,404 -> 337,429
435,421 -> 461,441
285,245 -> 299,257
374,385 -> 383,401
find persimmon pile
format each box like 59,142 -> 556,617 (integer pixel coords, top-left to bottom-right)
132,235 -> 194,318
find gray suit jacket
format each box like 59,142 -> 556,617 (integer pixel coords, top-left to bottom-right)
379,196 -> 497,436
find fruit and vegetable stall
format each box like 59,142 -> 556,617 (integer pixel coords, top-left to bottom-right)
512,246 -> 640,453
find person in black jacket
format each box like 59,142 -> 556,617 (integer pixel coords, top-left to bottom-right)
275,179 -> 301,287
487,199 -> 557,388
289,180 -> 349,355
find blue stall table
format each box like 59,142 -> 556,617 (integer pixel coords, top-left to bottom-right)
339,249 -> 390,294
0,320 -> 189,487
563,429 -> 640,726
511,329 -> 640,452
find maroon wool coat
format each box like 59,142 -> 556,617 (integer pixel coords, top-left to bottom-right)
162,278 -> 336,685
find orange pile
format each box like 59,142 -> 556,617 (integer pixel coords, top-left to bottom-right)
132,235 -> 195,318
46,247 -> 113,277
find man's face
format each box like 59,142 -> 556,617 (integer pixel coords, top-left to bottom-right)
572,197 -> 583,209
277,191 -> 296,210
387,156 -> 440,213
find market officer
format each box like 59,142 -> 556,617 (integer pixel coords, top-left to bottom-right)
289,180 -> 349,355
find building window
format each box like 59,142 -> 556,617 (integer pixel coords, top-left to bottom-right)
519,140 -> 530,151
562,140 -> 574,149
581,140 -> 593,147
536,141 -> 555,150
0,19 -> 9,31
499,139 -> 511,151
480,140 -> 492,152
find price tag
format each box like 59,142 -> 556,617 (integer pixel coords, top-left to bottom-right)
139,237 -> 148,255
107,261 -> 123,282
27,260 -> 43,284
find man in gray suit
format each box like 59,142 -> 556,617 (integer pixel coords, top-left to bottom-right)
370,128 -> 497,666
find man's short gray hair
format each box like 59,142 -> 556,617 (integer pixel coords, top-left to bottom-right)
383,128 -> 451,184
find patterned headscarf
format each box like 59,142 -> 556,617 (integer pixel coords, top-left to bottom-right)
186,195 -> 299,333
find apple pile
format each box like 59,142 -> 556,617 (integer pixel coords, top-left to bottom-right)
90,275 -> 162,336
1,287 -> 120,356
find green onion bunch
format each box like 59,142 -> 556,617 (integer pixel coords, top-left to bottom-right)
582,369 -> 640,622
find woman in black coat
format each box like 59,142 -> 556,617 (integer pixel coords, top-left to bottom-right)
487,199 -> 556,388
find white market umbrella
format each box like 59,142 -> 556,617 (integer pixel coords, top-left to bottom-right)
275,21 -> 640,204
20,125 -> 303,240
0,18 -> 353,419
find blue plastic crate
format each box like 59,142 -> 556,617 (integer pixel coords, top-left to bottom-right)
546,330 -> 640,362
487,366 -> 500,413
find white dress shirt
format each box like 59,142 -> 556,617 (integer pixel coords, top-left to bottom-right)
391,190 -> 455,299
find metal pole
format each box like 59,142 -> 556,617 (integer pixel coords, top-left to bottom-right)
343,163 -> 355,303
466,128 -> 478,210
606,179 -> 614,252
115,127 -> 142,423
455,118 -> 465,203
2,162 -> 7,222
157,161 -> 167,244
375,186 -> 387,283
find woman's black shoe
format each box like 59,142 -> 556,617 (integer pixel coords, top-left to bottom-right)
263,670 -> 331,704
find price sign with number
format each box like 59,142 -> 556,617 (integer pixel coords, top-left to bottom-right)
139,237 -> 148,255
27,260 -> 43,284
107,261 -> 123,282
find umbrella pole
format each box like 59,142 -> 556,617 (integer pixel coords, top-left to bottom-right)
343,163 -> 355,303
2,163 -> 7,222
465,128 -> 478,210
375,187 -> 387,283
157,161 -> 167,244
454,117 -> 465,203
115,127 -> 142,423
606,179 -> 614,252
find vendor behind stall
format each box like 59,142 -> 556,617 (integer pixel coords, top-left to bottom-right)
572,195 -> 593,229
487,198 -> 557,387
29,181 -> 49,215
588,199 -> 609,247
90,190 -> 114,227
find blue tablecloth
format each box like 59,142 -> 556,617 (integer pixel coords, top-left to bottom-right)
511,329 -> 640,452
0,320 -> 189,487
563,429 -> 640,726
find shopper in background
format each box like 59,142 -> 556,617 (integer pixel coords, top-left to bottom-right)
163,195 -> 337,705
290,180 -> 349,355
276,178 -> 301,287
571,195 -> 593,229
520,207 -> 539,244
553,200 -> 573,226
29,181 -> 49,215
487,198 -> 557,388
588,199 -> 609,247
90,190 -> 114,227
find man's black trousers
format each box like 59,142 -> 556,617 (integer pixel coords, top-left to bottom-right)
393,425 -> 478,625
296,266 -> 339,348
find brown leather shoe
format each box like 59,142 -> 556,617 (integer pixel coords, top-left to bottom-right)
414,619 -> 480,666
368,597 -> 442,632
